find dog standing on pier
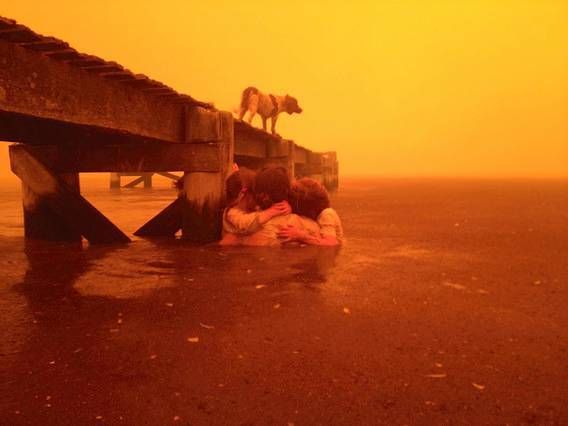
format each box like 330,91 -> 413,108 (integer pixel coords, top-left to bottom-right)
238,87 -> 302,136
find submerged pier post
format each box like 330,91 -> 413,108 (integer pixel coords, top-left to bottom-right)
22,172 -> 82,241
321,151 -> 339,191
110,173 -> 120,189
9,144 -> 130,244
181,107 -> 234,242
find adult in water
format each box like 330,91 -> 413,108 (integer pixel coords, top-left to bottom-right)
239,167 -> 319,246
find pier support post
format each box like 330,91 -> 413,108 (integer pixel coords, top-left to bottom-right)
22,172 -> 82,241
181,108 -> 233,243
110,173 -> 120,189
10,144 -> 130,244
143,173 -> 152,188
321,152 -> 338,191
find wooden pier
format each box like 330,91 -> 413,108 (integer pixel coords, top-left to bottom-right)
0,16 -> 338,244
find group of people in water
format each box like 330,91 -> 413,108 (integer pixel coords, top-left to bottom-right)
220,165 -> 343,246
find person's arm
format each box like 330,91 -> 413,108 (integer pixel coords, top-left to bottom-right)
277,224 -> 339,246
226,201 -> 291,234
257,201 -> 292,224
226,208 -> 262,234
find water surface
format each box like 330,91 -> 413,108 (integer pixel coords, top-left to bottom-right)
1,176 -> 567,424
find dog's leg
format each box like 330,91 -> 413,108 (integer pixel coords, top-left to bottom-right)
247,111 -> 256,125
262,117 -> 267,132
270,115 -> 279,135
247,95 -> 259,125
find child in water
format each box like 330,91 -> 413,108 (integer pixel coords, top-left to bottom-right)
219,167 -> 291,245
277,177 -> 343,246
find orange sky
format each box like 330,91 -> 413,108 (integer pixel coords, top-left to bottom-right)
1,0 -> 567,177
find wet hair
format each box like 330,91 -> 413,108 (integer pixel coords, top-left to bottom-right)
290,177 -> 330,220
225,168 -> 256,207
254,166 -> 290,209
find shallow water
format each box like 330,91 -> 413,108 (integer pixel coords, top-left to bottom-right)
1,176 -> 567,424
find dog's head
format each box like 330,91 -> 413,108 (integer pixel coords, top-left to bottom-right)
284,95 -> 303,115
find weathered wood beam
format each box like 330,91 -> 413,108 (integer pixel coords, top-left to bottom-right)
295,162 -> 323,177
122,175 -> 146,188
234,121 -> 276,158
234,133 -> 267,158
0,26 -> 42,43
17,142 -> 222,173
44,49 -> 82,61
156,172 -> 181,181
0,39 -> 187,143
134,197 -> 183,237
19,37 -> 69,52
293,146 -> 309,165
9,144 -> 130,244
0,110 -> 176,146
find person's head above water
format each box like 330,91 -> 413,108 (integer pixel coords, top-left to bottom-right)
254,166 -> 290,210
225,167 -> 257,210
290,177 -> 330,221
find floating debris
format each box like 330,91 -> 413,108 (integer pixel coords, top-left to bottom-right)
425,373 -> 447,378
442,281 -> 466,291
273,304 -> 281,309
173,416 -> 180,421
533,280 -> 542,286
435,363 -> 443,368
255,284 -> 266,289
472,382 -> 485,390
343,307 -> 351,314
246,269 -> 252,274
117,318 -> 123,324
109,328 -> 120,333
199,322 -> 215,329
48,361 -> 56,365
149,354 -> 157,360
187,337 -> 199,343
165,303 -> 174,307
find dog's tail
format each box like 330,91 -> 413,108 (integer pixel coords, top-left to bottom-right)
240,86 -> 259,110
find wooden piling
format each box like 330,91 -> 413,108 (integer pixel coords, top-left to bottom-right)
110,172 -> 120,189
181,108 -> 233,243
22,172 -> 82,241
10,144 -> 131,244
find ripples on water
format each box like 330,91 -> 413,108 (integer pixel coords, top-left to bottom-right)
1,175 -> 567,423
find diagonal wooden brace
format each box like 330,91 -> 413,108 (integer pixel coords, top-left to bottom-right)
134,197 -> 183,237
9,144 -> 130,244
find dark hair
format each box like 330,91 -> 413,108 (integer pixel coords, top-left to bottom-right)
225,168 -> 256,207
254,166 -> 290,209
290,177 -> 330,220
